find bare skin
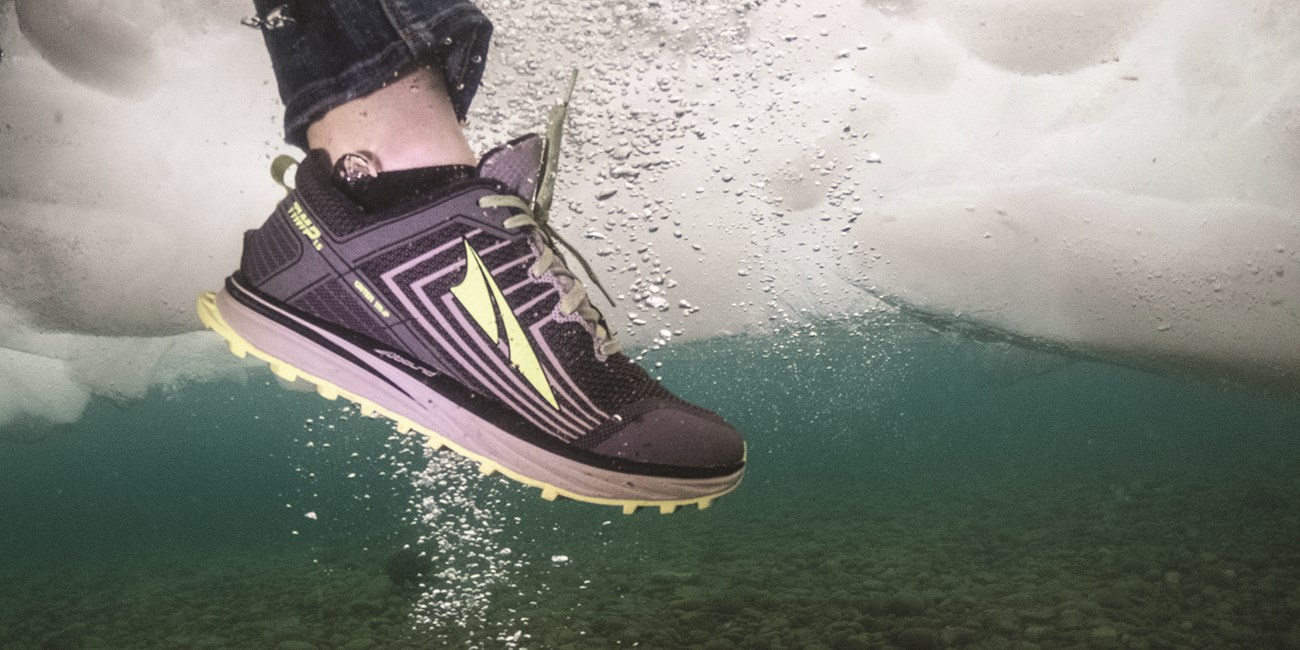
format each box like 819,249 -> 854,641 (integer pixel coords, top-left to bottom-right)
305,66 -> 476,171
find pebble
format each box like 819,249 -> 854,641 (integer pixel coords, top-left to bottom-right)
1059,608 -> 1086,628
886,589 -> 926,615
896,627 -> 940,650
1091,625 -> 1119,640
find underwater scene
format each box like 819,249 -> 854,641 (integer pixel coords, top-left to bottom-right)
3,0 -> 1300,648
3,317 -> 1299,650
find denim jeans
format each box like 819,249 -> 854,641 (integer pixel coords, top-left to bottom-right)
251,0 -> 492,149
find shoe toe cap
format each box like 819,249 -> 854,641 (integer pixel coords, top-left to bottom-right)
587,402 -> 745,471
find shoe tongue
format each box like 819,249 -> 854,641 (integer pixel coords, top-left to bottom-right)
478,134 -> 545,203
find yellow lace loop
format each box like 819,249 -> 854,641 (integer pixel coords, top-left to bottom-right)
270,154 -> 299,191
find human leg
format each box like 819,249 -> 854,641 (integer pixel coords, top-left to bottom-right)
251,0 -> 490,159
305,65 -> 476,170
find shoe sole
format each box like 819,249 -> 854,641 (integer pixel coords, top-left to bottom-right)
196,290 -> 743,514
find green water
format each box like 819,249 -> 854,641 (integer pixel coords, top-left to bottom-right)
2,318 -> 1298,650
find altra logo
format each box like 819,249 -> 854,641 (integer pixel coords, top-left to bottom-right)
288,201 -> 323,251
450,240 -> 559,409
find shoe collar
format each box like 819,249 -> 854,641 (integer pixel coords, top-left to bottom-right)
477,133 -> 546,203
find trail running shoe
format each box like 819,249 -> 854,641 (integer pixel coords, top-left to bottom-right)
197,93 -> 745,514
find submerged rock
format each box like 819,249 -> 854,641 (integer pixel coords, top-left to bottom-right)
384,547 -> 433,587
886,589 -> 926,615
896,627 -> 940,650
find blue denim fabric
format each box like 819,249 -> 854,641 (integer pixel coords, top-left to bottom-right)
252,0 -> 492,148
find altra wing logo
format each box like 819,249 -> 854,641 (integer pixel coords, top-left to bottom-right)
450,240 -> 559,410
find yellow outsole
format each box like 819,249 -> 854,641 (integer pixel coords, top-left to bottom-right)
197,291 -> 739,515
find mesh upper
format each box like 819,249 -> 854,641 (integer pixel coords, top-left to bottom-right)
292,280 -> 403,349
477,135 -> 544,200
538,319 -> 680,414
240,208 -> 301,285
236,143 -> 723,448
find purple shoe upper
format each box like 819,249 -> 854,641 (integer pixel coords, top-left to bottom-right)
233,137 -> 745,475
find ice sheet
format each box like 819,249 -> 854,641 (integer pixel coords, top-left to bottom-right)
1,0 -> 1296,424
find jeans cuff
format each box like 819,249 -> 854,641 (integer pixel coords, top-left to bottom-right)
281,2 -> 491,149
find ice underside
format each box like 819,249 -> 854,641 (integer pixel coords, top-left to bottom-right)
0,0 -> 1297,426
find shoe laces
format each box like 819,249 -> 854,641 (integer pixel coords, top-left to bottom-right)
478,71 -> 622,357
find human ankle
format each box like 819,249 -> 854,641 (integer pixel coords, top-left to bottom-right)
305,65 -> 477,171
